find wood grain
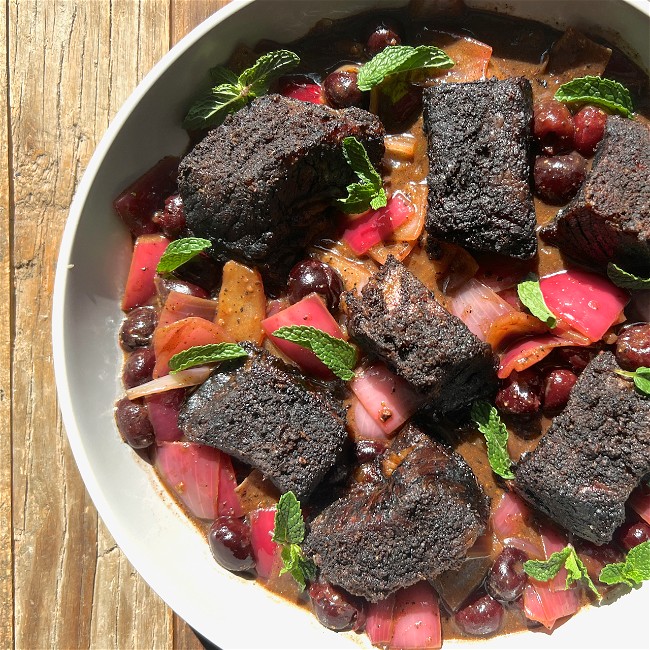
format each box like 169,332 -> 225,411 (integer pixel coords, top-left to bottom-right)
4,1 -> 230,648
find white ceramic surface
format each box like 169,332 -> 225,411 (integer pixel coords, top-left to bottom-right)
53,1 -> 650,648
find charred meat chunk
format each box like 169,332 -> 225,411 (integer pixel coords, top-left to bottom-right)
514,352 -> 650,544
178,94 -> 385,285
178,344 -> 347,500
423,77 -> 536,259
345,256 -> 497,412
540,117 -> 650,274
305,425 -> 489,602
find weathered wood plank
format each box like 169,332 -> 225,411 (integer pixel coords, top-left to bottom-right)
8,1 -> 171,647
0,0 -> 14,646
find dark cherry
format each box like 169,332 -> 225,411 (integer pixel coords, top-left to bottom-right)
114,398 -> 155,449
495,370 -> 542,415
120,306 -> 158,350
486,547 -> 528,602
573,106 -> 607,156
366,22 -> 401,56
575,541 -> 624,583
287,260 -> 344,310
552,346 -> 597,373
152,193 -> 186,239
309,581 -> 366,632
208,516 -> 256,573
615,323 -> 650,371
354,439 -> 386,464
534,152 -> 587,204
533,99 -> 575,155
122,347 -> 155,389
543,369 -> 577,412
323,71 -> 364,108
616,520 -> 650,551
154,275 -> 210,301
454,594 -> 504,637
173,254 -> 221,294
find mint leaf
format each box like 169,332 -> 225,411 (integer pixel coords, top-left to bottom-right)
517,275 -> 557,328
471,401 -> 514,480
183,50 -> 300,130
238,49 -> 300,96
357,45 -> 454,91
555,76 -> 634,118
272,325 -> 357,381
607,263 -> 650,290
156,237 -> 212,274
273,491 -> 305,545
599,541 -> 650,587
182,84 -> 248,131
168,343 -> 248,373
615,367 -> 650,397
279,544 -> 317,591
524,546 -> 600,598
337,136 -> 387,214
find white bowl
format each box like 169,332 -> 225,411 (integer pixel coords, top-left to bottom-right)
53,1 -> 650,648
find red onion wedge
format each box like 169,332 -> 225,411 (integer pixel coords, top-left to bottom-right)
523,581 -> 580,630
492,491 -> 532,541
121,234 -> 170,311
154,442 -> 225,520
158,290 -> 218,329
126,366 -> 211,400
366,594 -> 396,647
145,388 -> 185,442
249,508 -> 280,580
348,396 -> 393,444
390,582 -> 442,650
630,484 -> 650,526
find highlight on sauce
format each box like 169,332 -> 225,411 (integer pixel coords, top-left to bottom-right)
112,2 -> 650,648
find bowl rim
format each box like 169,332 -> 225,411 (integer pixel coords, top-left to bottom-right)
53,0 -> 650,648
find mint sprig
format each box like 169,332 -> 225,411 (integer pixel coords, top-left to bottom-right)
615,367 -> 650,397
168,343 -> 248,373
156,237 -> 212,274
357,45 -> 454,91
607,263 -> 650,290
555,76 -> 634,118
599,541 -> 650,587
471,401 -> 515,480
272,325 -> 357,381
524,545 -> 600,598
272,492 -> 317,590
183,49 -> 300,130
517,275 -> 557,328
337,136 -> 387,214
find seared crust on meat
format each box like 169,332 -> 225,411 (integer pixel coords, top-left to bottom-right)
305,425 -> 489,601
515,352 -> 650,544
423,77 -> 536,259
345,256 -> 497,412
540,116 -> 650,274
178,94 -> 385,286
178,344 -> 347,500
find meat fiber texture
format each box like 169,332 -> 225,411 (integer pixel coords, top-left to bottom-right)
345,256 -> 497,413
304,424 -> 489,602
178,344 -> 347,500
540,116 -> 650,274
515,352 -> 650,544
423,77 -> 537,260
178,94 -> 385,286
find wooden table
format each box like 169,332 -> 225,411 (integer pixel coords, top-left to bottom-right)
2,2 -> 231,647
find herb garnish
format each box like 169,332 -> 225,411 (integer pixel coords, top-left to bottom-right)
615,367 -> 650,397
356,45 -> 454,91
272,492 -> 317,590
555,76 -> 634,118
156,237 -> 212,275
524,545 -> 600,598
337,136 -> 387,214
168,343 -> 248,373
183,49 -> 300,130
517,275 -> 557,328
471,401 -> 515,480
272,325 -> 357,381
606,263 -> 650,290
599,541 -> 650,587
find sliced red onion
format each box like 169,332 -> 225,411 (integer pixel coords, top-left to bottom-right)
491,491 -> 531,541
523,582 -> 580,630
366,594 -> 396,647
125,366 -> 211,400
540,525 -> 571,592
390,582 -> 442,650
145,388 -> 185,442
629,484 -> 650,526
217,454 -> 243,518
249,508 -> 280,580
349,397 -> 393,443
449,278 -> 514,341
158,290 -> 218,329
